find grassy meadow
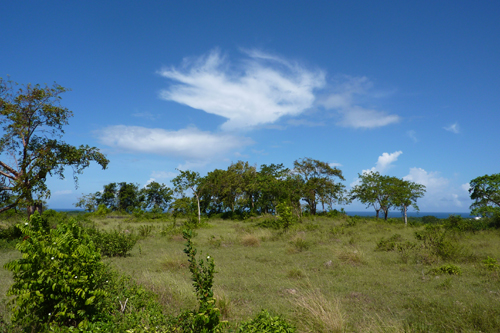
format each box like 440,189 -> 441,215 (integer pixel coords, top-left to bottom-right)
1,213 -> 500,332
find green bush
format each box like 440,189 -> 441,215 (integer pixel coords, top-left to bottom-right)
428,264 -> 462,276
87,228 -> 138,257
238,309 -> 296,332
375,233 -> 403,251
3,213 -> 112,330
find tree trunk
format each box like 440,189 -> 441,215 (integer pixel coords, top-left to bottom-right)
27,202 -> 43,218
384,210 -> 389,220
403,206 -> 408,226
375,209 -> 380,219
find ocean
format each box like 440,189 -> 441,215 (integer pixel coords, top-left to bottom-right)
346,211 -> 473,219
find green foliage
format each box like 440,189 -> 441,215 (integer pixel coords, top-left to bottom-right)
238,309 -> 296,333
3,213 -> 111,329
428,264 -> 462,276
276,202 -> 295,230
0,78 -> 109,214
87,227 -> 138,257
414,225 -> 466,261
375,233 -> 403,251
421,215 -> 440,224
469,173 -> 500,217
482,256 -> 499,270
443,215 -> 488,232
94,204 -> 110,217
180,229 -> 225,332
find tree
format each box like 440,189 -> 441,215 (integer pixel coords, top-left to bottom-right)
0,78 -> 109,215
469,173 -> 500,217
141,181 -> 173,213
172,169 -> 205,224
350,172 -> 398,220
293,158 -> 345,215
390,178 -> 426,226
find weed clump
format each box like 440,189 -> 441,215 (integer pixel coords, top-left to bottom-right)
238,309 -> 296,333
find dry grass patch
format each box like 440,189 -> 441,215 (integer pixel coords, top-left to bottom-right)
241,234 -> 260,247
338,247 -> 365,266
293,288 -> 345,333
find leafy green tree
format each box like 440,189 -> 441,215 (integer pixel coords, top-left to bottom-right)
172,170 -> 205,224
141,181 -> 173,213
390,178 -> 426,225
469,173 -> 500,217
0,78 -> 109,215
117,182 -> 142,212
350,172 -> 398,220
74,192 -> 99,212
293,158 -> 345,215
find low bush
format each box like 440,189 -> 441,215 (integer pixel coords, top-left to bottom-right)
375,233 -> 403,251
238,309 -> 296,333
428,264 -> 462,276
3,213 -> 112,330
87,228 -> 138,257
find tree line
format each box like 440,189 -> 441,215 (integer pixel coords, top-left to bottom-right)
74,159 -> 430,226
2,78 -> 499,221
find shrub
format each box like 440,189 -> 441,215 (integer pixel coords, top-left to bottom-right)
428,264 -> 462,276
87,228 -> 138,257
375,233 -> 403,251
3,213 -> 111,330
482,256 -> 499,270
238,309 -> 296,333
414,224 -> 466,261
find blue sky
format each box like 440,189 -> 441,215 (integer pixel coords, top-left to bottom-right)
1,1 -> 499,212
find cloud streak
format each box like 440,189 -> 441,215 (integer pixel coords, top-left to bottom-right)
320,76 -> 400,129
97,125 -> 252,160
158,49 -> 326,130
444,122 -> 460,134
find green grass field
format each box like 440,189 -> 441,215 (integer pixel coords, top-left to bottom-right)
1,214 -> 500,332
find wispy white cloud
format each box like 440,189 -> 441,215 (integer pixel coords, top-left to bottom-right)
287,119 -> 325,127
54,190 -> 72,195
320,76 -> 400,129
407,130 -> 418,142
132,111 -> 160,120
329,162 -> 342,167
444,122 -> 460,134
97,125 -> 253,160
151,171 -> 178,179
158,49 -> 325,130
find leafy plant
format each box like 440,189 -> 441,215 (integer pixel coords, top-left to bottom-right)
428,264 -> 462,276
179,229 -> 225,332
482,256 -> 499,270
87,228 -> 137,257
375,233 -> 403,251
238,309 -> 296,332
4,213 -> 111,330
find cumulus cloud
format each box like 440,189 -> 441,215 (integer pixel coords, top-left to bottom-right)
320,76 -> 400,129
363,151 -> 403,174
444,122 -> 460,134
403,168 -> 471,209
97,125 -> 252,160
350,151 -> 402,187
403,167 -> 449,189
158,49 -> 325,130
